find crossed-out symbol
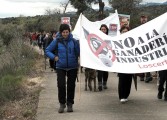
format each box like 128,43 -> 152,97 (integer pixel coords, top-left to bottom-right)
87,33 -> 116,66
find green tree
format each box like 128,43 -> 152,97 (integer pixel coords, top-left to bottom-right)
69,0 -> 96,14
108,0 -> 142,14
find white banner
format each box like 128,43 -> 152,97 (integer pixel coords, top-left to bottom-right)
72,12 -> 120,40
80,12 -> 167,73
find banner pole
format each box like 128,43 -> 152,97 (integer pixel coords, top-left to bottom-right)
78,13 -> 82,102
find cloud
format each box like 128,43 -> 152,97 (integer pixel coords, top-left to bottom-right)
5,0 -> 60,3
0,0 -> 165,18
0,0 -> 67,18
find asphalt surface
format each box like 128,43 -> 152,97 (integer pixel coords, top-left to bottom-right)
36,65 -> 167,120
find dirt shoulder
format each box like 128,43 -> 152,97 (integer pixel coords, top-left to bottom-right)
0,54 -> 45,120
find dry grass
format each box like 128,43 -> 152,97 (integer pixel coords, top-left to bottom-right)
0,54 -> 45,120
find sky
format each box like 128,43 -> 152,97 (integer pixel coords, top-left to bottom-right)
0,0 -> 166,18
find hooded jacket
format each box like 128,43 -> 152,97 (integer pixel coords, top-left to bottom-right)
45,32 -> 80,70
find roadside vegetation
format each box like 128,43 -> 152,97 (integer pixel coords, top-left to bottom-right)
0,23 -> 44,119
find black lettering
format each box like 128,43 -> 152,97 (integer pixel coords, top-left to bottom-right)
148,41 -> 157,50
142,55 -> 149,62
124,37 -> 135,48
135,47 -> 143,55
155,38 -> 165,47
141,45 -> 149,53
112,40 -> 124,49
154,50 -> 164,58
163,33 -> 167,43
138,37 -> 145,45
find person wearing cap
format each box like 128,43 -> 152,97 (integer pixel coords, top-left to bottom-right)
45,24 -> 80,113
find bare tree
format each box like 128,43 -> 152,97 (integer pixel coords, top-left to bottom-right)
94,0 -> 105,20
45,8 -> 61,15
45,8 -> 52,15
60,0 -> 70,14
95,0 -> 105,15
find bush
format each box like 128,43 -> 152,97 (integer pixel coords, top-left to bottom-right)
0,75 -> 23,103
0,23 -> 39,103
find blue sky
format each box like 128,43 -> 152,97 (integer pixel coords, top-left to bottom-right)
0,0 -> 166,18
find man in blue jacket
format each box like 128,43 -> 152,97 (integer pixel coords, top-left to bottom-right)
45,24 -> 80,113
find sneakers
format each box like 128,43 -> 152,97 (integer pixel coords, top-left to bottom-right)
67,104 -> 73,112
120,99 -> 128,103
124,99 -> 128,102
58,104 -> 66,113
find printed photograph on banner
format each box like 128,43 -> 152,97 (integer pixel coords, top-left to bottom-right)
61,17 -> 70,25
61,17 -> 72,30
108,23 -> 118,36
118,14 -> 130,28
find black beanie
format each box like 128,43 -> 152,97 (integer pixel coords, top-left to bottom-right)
59,24 -> 70,33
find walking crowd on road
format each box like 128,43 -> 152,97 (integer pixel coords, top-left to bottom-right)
26,13 -> 166,114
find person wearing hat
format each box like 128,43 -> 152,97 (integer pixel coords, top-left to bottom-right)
45,24 -> 80,113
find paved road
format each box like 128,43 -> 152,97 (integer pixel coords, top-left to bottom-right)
36,66 -> 167,120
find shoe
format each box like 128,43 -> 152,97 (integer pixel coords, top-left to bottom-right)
157,92 -> 163,99
98,86 -> 102,91
58,104 -> 66,113
67,103 -> 73,112
124,99 -> 128,102
145,77 -> 152,83
103,85 -> 108,89
98,82 -> 103,91
103,82 -> 108,89
120,99 -> 126,103
140,77 -> 144,81
164,97 -> 167,101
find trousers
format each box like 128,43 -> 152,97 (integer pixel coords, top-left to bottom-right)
56,68 -> 77,105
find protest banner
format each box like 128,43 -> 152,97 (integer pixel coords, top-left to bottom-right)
79,12 -> 167,73
72,12 -> 120,40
